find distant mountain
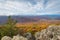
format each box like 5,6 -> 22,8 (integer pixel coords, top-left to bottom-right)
0,15 -> 60,24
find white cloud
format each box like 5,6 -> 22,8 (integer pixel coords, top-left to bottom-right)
0,0 -> 60,16
0,1 -> 43,15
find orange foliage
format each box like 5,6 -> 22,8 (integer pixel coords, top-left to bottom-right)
15,20 -> 60,32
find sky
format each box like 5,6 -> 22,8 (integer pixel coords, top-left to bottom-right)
0,0 -> 60,16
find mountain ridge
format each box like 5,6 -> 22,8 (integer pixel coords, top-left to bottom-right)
0,15 -> 60,24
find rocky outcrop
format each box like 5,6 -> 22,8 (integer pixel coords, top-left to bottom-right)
35,25 -> 60,40
1,35 -> 28,40
1,36 -> 12,40
12,35 -> 28,40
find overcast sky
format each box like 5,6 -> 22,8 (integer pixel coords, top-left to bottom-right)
0,0 -> 60,16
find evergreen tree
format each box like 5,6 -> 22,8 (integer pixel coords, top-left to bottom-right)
2,16 -> 18,37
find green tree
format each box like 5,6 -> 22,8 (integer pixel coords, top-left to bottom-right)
5,16 -> 18,37
0,16 -> 19,40
0,16 -> 18,38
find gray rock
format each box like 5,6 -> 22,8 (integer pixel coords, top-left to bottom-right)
12,34 -> 28,40
24,32 -> 35,40
24,32 -> 32,39
1,36 -> 12,40
35,25 -> 60,40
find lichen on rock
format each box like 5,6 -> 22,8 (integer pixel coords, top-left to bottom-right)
1,36 -> 12,40
35,25 -> 60,40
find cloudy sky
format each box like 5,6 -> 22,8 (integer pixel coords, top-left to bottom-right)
0,0 -> 60,16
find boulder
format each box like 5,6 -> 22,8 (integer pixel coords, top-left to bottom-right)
35,25 -> 60,40
12,34 -> 28,40
1,36 -> 12,40
24,32 -> 35,40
